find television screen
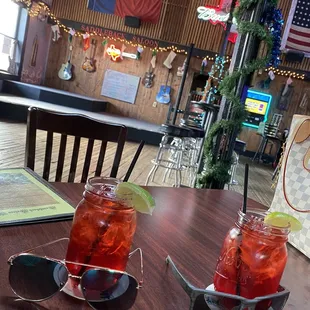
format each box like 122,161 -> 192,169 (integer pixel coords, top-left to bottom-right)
243,89 -> 272,128
245,98 -> 268,115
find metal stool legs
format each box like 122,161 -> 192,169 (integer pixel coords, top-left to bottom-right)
227,151 -> 239,190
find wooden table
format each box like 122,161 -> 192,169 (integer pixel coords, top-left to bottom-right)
0,184 -> 309,309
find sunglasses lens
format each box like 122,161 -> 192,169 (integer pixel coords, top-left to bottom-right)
81,269 -> 138,310
9,255 -> 68,301
255,294 -> 289,310
194,293 -> 242,310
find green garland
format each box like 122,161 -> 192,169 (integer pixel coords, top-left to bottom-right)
196,0 -> 278,188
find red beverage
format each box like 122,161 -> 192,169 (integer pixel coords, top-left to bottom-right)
214,210 -> 289,309
65,177 -> 137,298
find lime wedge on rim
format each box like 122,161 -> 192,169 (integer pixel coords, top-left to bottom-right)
115,182 -> 155,215
264,212 -> 302,232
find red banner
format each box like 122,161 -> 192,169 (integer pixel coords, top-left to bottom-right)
115,0 -> 163,23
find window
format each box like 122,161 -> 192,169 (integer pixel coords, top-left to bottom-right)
0,0 -> 22,74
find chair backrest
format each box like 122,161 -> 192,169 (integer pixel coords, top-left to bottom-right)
25,107 -> 136,183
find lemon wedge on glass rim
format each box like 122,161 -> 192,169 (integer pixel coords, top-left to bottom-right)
264,212 -> 302,232
115,182 -> 156,215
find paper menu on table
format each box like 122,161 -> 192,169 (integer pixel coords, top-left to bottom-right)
0,168 -> 75,226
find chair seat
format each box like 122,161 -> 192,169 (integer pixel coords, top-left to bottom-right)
160,124 -> 204,139
160,124 -> 192,138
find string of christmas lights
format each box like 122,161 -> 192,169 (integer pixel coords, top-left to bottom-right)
11,0 -> 207,57
265,67 -> 305,80
11,0 -> 309,79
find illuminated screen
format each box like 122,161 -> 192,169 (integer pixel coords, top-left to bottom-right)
242,89 -> 272,129
245,98 -> 268,115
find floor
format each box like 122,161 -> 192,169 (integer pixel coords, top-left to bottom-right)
0,120 -> 276,207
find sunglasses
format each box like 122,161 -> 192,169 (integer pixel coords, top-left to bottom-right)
166,256 -> 290,310
7,238 -> 143,310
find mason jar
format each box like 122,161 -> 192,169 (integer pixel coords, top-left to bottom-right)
214,210 -> 289,303
64,177 -> 137,298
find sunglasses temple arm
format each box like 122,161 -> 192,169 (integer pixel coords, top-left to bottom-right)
8,238 -> 70,262
129,248 -> 144,287
166,256 -> 196,297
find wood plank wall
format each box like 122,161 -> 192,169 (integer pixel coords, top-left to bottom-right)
45,0 -> 310,142
51,0 -> 234,55
50,0 -> 310,71
44,33 -> 208,124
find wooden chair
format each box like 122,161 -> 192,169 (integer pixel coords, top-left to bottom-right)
25,107 -> 144,183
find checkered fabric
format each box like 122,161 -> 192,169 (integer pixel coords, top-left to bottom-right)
270,115 -> 310,258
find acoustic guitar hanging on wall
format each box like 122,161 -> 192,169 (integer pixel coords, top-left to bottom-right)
156,69 -> 171,105
82,39 -> 97,73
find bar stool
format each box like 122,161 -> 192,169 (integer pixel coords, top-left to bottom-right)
227,139 -> 246,190
145,124 -> 204,187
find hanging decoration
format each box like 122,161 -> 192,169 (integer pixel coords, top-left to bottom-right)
201,55 -> 227,104
196,0 -> 282,189
12,0 -> 305,80
107,45 -> 121,61
120,44 -> 126,60
106,44 -> 137,61
151,49 -> 157,69
299,89 -> 310,111
10,0 -> 197,57
265,6 -> 284,68
277,76 -> 294,111
200,57 -> 208,74
136,46 -> 144,60
177,60 -> 186,77
163,51 -> 177,69
51,25 -> 61,42
259,70 -> 275,89
30,1 -> 48,21
68,28 -> 76,43
265,67 -> 305,80
83,33 -> 90,51
102,39 -> 109,58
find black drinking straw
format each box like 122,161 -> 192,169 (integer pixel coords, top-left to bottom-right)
242,164 -> 249,214
236,163 -> 249,296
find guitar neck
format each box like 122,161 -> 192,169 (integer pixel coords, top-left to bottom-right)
164,70 -> 170,90
68,46 -> 73,62
91,39 -> 96,59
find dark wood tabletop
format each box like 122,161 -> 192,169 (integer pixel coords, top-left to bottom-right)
0,184 -> 309,310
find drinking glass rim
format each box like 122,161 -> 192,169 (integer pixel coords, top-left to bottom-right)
85,176 -> 135,211
237,209 -> 291,235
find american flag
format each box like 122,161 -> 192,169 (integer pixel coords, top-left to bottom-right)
282,0 -> 310,53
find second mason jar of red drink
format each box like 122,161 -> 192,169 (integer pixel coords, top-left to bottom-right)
214,210 -> 289,309
64,177 -> 137,298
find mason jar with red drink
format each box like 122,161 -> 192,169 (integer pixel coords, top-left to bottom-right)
64,177 -> 137,298
213,210 -> 290,309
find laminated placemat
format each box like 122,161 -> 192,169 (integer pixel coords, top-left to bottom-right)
0,168 -> 75,226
